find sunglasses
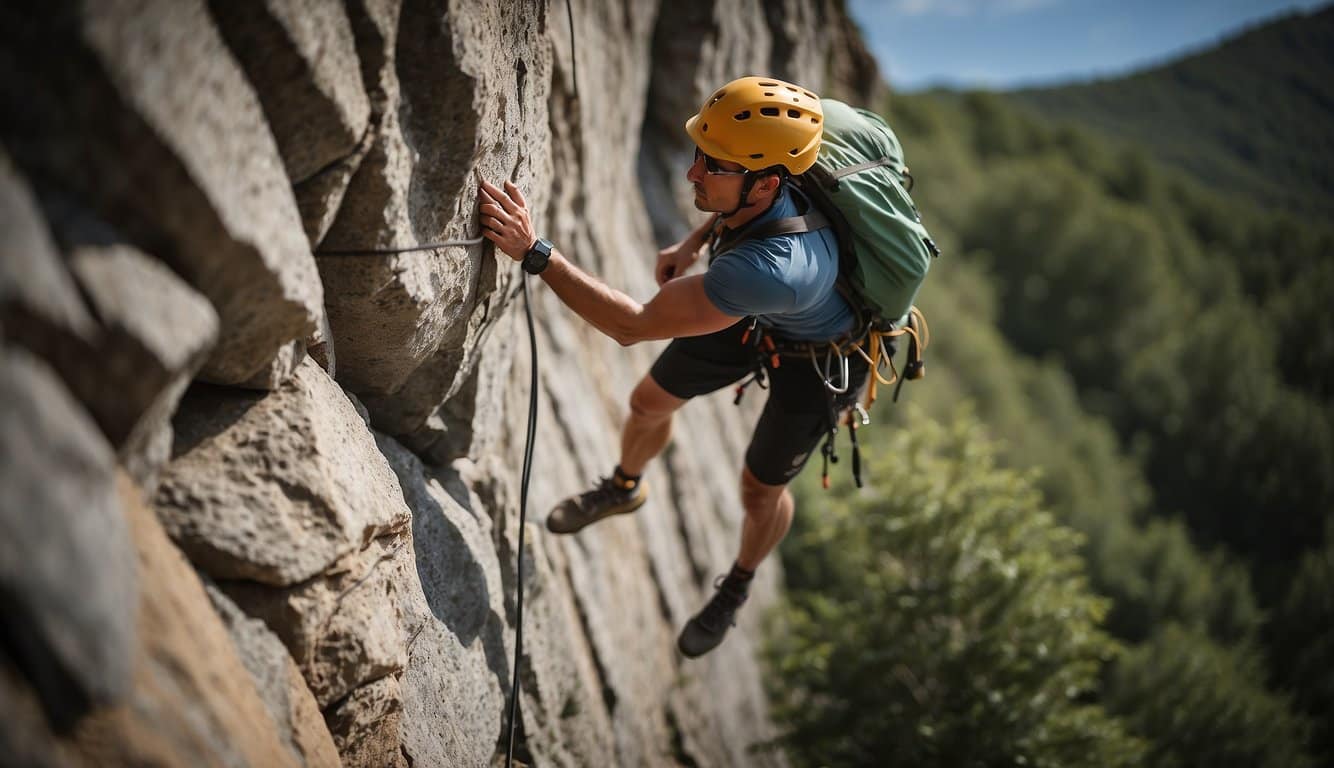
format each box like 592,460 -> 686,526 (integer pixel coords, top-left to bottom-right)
694,147 -> 748,176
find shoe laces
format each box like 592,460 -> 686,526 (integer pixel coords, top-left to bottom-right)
697,575 -> 748,631
584,475 -> 632,505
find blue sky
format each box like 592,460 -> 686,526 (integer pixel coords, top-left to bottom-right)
847,0 -> 1331,90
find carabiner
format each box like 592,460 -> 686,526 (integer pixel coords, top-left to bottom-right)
810,345 -> 850,394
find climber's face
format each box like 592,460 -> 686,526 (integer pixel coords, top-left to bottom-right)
687,146 -> 746,212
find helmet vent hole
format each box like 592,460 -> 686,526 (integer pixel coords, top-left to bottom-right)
702,123 -> 708,132
749,153 -> 765,159
787,109 -> 801,118
803,91 -> 816,99
785,85 -> 798,92
760,107 -> 780,117
734,110 -> 751,121
709,91 -> 726,106
789,148 -> 800,156
811,117 -> 819,124
764,91 -> 775,96
759,81 -> 779,87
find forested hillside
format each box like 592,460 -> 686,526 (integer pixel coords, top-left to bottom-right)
768,40 -> 1333,767
1011,4 -> 1334,218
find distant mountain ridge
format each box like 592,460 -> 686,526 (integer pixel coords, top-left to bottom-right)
1009,4 -> 1334,219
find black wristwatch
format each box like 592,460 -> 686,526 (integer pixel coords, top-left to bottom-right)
522,237 -> 554,275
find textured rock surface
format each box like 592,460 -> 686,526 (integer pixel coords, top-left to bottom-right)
66,240 -> 218,489
223,534 -> 412,711
1,1 -> 882,765
4,167 -> 219,490
155,357 -> 411,586
62,475 -> 298,768
0,0 -> 325,388
0,346 -> 135,729
319,0 -> 550,460
209,0 -> 371,185
205,584 -> 342,768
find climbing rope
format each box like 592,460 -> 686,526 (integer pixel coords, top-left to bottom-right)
505,270 -> 539,768
314,236 -> 485,256
315,3 -> 579,761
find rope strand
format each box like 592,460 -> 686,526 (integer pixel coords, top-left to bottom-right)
315,236 -> 485,256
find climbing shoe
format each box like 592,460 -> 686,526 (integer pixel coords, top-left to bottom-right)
546,475 -> 647,534
676,574 -> 749,658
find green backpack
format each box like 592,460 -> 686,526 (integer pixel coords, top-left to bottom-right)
715,98 -> 939,406
709,100 -> 939,488
805,98 -> 939,328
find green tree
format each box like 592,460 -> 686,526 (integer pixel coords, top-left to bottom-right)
1268,529 -> 1334,764
1106,625 -> 1315,768
770,414 -> 1145,768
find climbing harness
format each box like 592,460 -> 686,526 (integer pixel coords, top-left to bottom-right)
728,307 -> 929,490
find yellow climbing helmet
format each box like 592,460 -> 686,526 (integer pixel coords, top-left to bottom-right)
685,76 -> 824,175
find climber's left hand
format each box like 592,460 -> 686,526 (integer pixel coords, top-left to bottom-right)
479,179 -> 536,261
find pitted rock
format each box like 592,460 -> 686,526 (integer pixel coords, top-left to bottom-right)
324,675 -> 407,768
376,433 -> 508,764
204,583 -> 342,768
319,0 -> 549,451
62,474 -> 297,768
221,534 -> 413,711
155,356 -> 410,586
0,0 -> 324,388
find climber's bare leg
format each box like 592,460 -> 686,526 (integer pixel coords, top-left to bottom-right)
619,374 -> 685,476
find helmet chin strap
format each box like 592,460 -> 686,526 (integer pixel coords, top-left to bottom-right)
720,172 -> 762,219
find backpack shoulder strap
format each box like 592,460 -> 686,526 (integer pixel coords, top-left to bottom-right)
711,181 -> 831,256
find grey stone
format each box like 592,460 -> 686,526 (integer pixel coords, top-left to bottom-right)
294,129 -> 374,247
204,584 -> 342,768
155,356 -> 411,586
61,474 -> 298,768
319,0 -> 550,452
324,675 -> 407,768
0,0 -> 325,388
0,345 -> 135,729
209,0 -> 371,184
0,150 -> 96,344
66,242 -> 218,490
222,534 -> 412,711
377,433 -> 508,766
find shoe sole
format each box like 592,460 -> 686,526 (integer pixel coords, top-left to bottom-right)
545,492 -> 647,535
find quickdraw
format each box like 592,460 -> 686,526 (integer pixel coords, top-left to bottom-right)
733,307 -> 930,490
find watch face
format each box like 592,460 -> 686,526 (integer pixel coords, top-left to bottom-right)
523,238 -> 552,274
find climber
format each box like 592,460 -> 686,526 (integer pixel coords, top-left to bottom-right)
479,76 -> 868,659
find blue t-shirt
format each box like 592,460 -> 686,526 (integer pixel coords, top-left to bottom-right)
702,185 -> 854,341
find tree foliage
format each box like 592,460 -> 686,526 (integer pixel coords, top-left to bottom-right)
1011,5 -> 1334,219
1107,625 -> 1314,768
770,415 -> 1146,768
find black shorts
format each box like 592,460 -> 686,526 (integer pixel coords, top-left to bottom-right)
650,320 -> 871,486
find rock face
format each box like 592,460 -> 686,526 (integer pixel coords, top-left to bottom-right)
0,1 -> 883,765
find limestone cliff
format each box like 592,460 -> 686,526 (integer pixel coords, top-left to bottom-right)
0,1 -> 880,765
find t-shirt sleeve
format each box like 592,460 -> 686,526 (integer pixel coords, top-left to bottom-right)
702,247 -> 797,316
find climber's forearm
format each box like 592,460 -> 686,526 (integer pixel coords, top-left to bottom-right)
540,251 -> 646,345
